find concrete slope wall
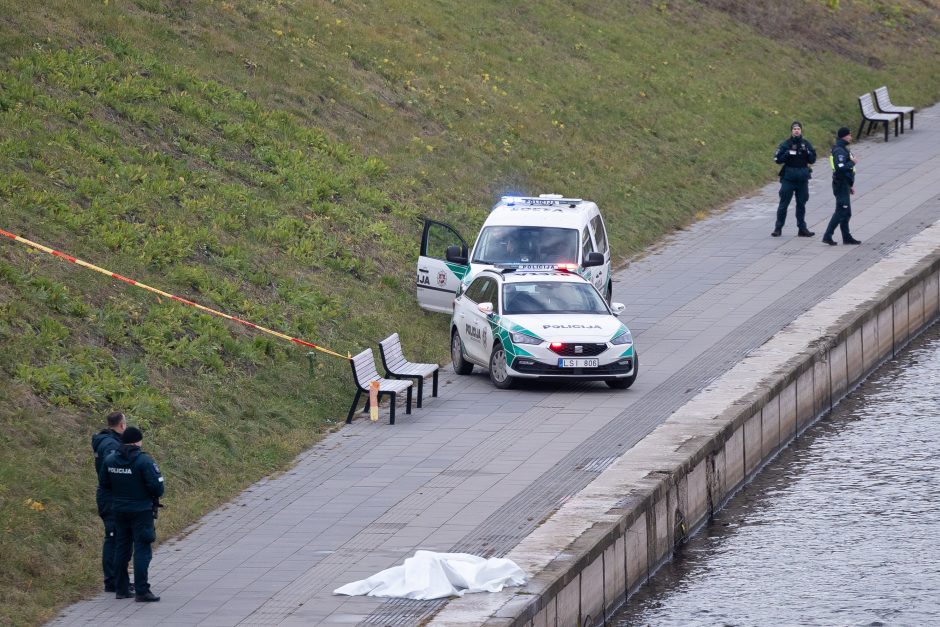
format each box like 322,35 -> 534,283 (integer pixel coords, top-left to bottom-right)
429,221 -> 940,627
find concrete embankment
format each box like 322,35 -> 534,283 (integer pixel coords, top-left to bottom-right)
430,221 -> 940,626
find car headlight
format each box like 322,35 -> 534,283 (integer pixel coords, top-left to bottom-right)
611,329 -> 633,345
510,331 -> 542,345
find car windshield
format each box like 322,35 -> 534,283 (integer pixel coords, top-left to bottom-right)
502,281 -> 608,315
471,226 -> 579,265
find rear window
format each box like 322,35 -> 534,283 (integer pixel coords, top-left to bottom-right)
590,215 -> 608,254
581,227 -> 594,260
472,226 -> 578,265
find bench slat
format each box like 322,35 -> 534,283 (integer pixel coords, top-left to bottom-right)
858,93 -> 899,141
351,348 -> 411,391
860,94 -> 895,119
874,87 -> 914,114
378,333 -> 440,409
874,86 -> 915,133
348,347 -> 413,425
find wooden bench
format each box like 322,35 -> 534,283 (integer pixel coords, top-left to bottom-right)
858,92 -> 899,142
379,333 -> 439,409
874,86 -> 914,132
347,348 -> 412,425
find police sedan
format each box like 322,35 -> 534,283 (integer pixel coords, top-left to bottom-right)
450,268 -> 637,389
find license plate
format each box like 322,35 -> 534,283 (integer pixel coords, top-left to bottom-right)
558,358 -> 599,368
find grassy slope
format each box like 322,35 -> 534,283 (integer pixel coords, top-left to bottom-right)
0,0 -> 938,624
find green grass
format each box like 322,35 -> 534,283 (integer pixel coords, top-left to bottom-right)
0,0 -> 938,624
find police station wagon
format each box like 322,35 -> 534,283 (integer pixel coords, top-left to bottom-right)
450,268 -> 637,390
416,195 -> 613,313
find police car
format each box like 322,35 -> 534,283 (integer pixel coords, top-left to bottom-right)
416,195 -> 613,313
450,268 -> 637,389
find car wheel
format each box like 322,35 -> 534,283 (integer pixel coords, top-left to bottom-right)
451,329 -> 473,375
489,343 -> 516,389
606,352 -> 638,389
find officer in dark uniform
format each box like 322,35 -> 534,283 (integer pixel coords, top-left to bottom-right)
772,121 -> 817,238
822,127 -> 862,245
98,426 -> 164,602
91,411 -> 129,593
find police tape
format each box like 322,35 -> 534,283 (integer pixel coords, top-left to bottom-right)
0,227 -> 350,360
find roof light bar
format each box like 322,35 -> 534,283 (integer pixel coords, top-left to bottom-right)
499,195 -> 583,207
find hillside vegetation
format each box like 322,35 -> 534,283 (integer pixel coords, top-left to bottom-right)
1,0 -> 938,624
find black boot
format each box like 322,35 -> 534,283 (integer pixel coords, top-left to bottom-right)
771,228 -> 782,237
797,227 -> 815,237
135,591 -> 161,602
844,237 -> 862,245
821,237 -> 837,246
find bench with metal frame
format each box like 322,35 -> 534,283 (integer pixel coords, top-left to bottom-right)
379,333 -> 439,409
874,86 -> 914,133
347,348 -> 412,425
858,92 -> 899,142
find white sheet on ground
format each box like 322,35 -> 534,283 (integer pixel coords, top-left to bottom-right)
333,550 -> 527,599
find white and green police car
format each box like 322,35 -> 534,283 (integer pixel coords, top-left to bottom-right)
449,268 -> 637,390
416,195 -> 613,313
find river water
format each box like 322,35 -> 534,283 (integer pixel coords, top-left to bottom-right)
613,322 -> 940,626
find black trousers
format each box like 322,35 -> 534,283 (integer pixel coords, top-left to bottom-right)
824,189 -> 853,242
101,514 -> 118,590
775,178 -> 810,230
113,510 -> 156,595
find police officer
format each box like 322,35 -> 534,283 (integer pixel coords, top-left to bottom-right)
91,411 -> 129,593
98,426 -> 164,602
772,121 -> 817,238
822,127 -> 862,245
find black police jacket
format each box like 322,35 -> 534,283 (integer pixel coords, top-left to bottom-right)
831,139 -> 855,190
774,137 -> 817,182
92,429 -> 122,475
98,444 -> 165,513
92,429 -> 122,516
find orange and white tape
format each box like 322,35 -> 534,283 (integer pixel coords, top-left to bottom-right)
0,228 -> 349,360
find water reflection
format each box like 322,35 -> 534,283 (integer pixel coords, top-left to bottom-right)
614,323 -> 940,626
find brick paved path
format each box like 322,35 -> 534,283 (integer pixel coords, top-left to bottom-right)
53,105 -> 940,626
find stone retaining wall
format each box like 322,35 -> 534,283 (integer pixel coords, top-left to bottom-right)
429,224 -> 940,627
525,260 -> 939,627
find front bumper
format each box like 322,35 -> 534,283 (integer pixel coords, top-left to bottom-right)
509,355 -> 634,380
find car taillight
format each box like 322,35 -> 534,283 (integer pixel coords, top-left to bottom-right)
550,342 -> 564,352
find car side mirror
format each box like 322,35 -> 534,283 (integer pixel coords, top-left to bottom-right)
478,302 -> 494,315
446,245 -> 468,265
610,302 -> 626,316
583,251 -> 604,268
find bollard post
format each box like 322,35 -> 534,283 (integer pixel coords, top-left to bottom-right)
369,380 -> 379,422
306,352 -> 316,376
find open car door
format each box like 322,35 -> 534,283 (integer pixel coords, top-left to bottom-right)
416,219 -> 470,313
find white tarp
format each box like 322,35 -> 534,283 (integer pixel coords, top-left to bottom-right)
333,550 -> 527,600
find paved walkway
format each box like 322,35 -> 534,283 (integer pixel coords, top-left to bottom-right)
54,106 -> 940,626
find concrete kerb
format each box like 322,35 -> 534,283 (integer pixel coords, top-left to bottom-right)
428,223 -> 940,627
